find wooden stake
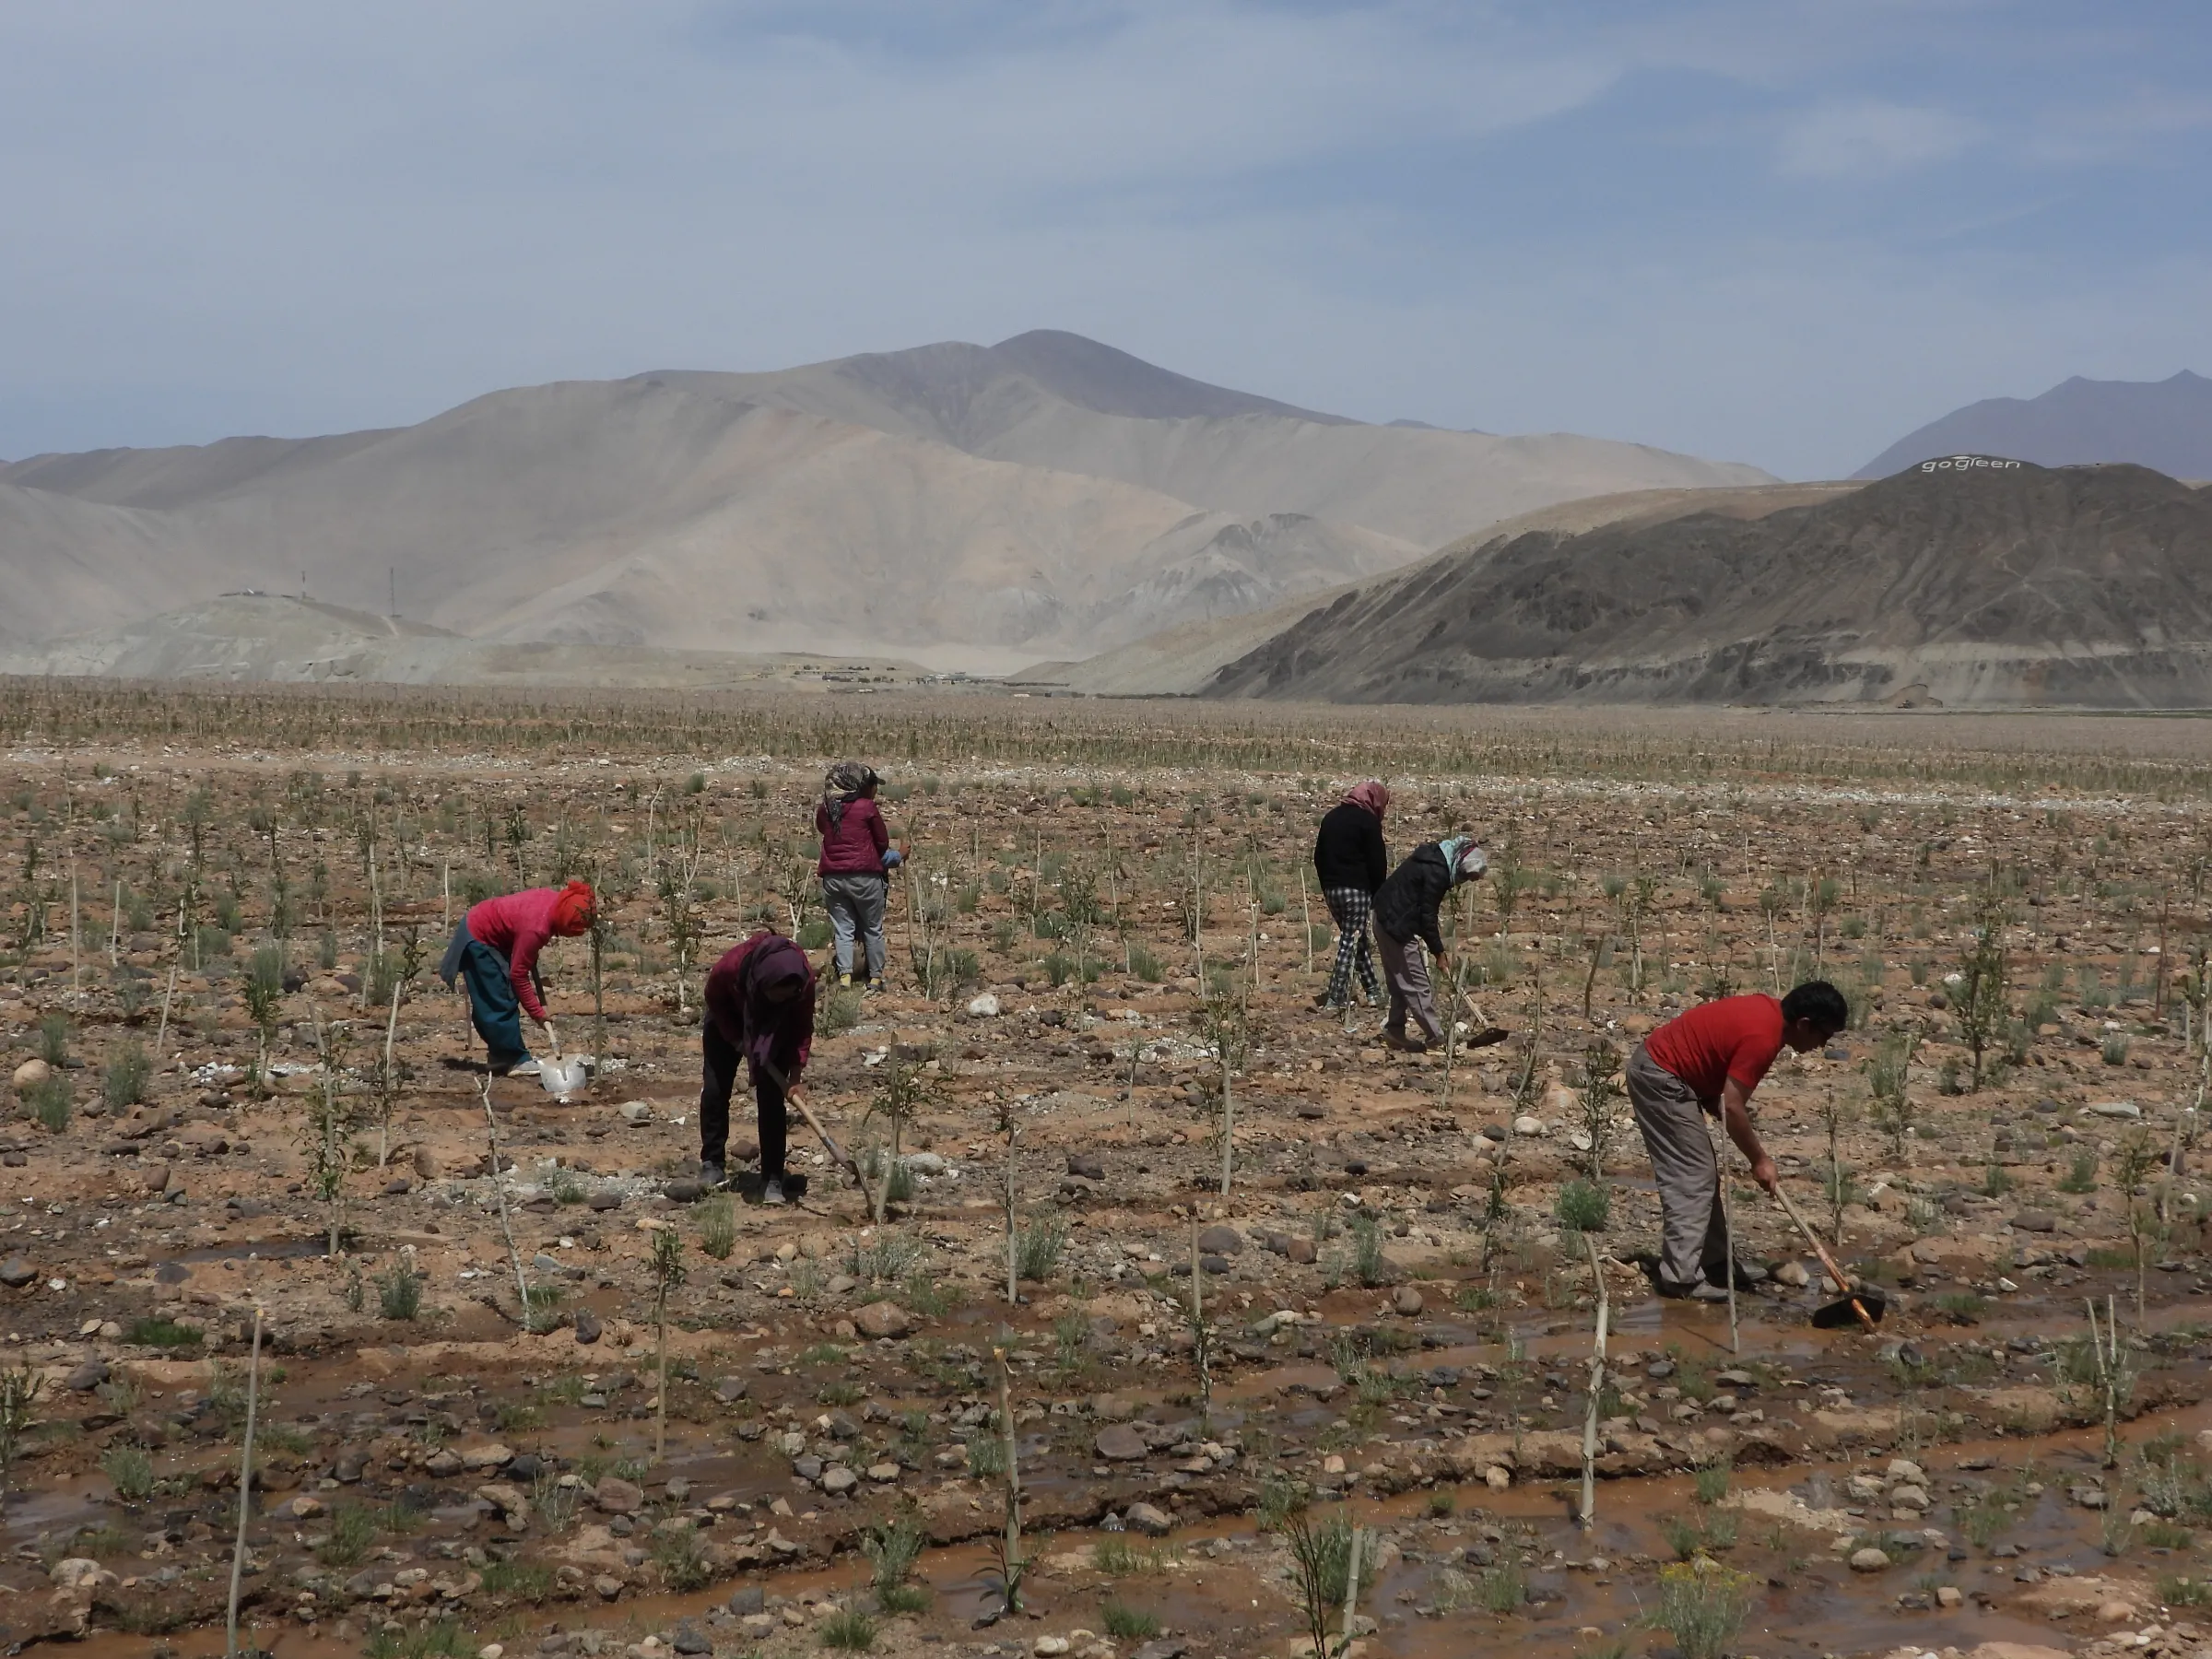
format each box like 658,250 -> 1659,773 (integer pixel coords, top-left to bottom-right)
1578,1232 -> 1610,1530
225,1307 -> 264,1659
478,1075 -> 533,1322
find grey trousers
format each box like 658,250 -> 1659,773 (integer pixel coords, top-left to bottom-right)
1626,1041 -> 1730,1291
821,873 -> 888,981
1374,929 -> 1443,1043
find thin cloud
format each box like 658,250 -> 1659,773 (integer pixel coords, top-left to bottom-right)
1777,100 -> 1983,179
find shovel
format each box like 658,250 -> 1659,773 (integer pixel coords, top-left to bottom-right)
1451,991 -> 1512,1049
1771,1183 -> 1887,1332
761,1062 -> 866,1193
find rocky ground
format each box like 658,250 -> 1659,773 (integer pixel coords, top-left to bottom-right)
0,693 -> 2206,1659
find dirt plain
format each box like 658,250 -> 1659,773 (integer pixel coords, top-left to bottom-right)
0,684 -> 2206,1659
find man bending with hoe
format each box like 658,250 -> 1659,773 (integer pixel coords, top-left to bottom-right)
1629,980 -> 1848,1301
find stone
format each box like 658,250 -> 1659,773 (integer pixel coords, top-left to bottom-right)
12,1058 -> 55,1093
1392,1287 -> 1424,1316
853,1300 -> 912,1339
1888,1249 -> 1920,1287
1196,1224 -> 1243,1255
1124,1501 -> 1173,1536
1888,1458 -> 1926,1482
1067,1152 -> 1106,1181
740,1615 -> 776,1641
1130,1642 -> 1191,1659
49,1558 -> 112,1589
1771,1260 -> 1810,1288
594,1476 -> 643,1514
459,1441 -> 513,1471
2085,1100 -> 2140,1118
1936,1586 -> 1963,1608
2094,1601 -> 2136,1623
573,1310 -> 602,1345
1851,1547 -> 1891,1572
2012,1211 -> 2057,1233
1096,1423 -> 1148,1461
1484,1465 -> 1512,1490
592,1574 -> 623,1602
670,1629 -> 711,1656
1513,1115 -> 1545,1136
65,1358 -> 109,1392
2069,1485 -> 2107,1509
866,1463 -> 900,1483
619,1101 -> 653,1124
966,993 -> 1002,1018
819,1466 -> 858,1495
0,1257 -> 34,1289
727,1586 -> 766,1616
665,1179 -> 705,1204
1285,1236 -> 1319,1265
588,1187 -> 625,1212
1034,1639 -> 1072,1658
284,1494 -> 327,1519
1890,1485 -> 1930,1512
413,1146 -> 440,1179
714,1375 -> 749,1402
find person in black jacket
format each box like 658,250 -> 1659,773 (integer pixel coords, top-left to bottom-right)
1312,782 -> 1391,1009
1372,835 -> 1488,1051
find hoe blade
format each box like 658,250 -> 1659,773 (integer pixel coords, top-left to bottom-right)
1810,1286 -> 1888,1329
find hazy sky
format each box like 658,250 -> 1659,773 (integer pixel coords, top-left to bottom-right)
3,1 -> 2206,477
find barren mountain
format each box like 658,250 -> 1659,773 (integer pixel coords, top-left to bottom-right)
0,331 -> 1769,666
1206,459 -> 2212,709
1858,370 -> 2212,480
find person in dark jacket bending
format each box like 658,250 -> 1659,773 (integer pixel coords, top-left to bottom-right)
700,931 -> 815,1205
1371,836 -> 1488,1051
1312,782 -> 1390,1009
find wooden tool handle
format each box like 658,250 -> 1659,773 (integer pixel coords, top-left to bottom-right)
1771,1183 -> 1880,1334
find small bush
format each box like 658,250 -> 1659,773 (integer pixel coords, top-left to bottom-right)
698,1193 -> 737,1259
101,1041 -> 151,1112
101,1446 -> 155,1501
652,1524 -> 712,1592
1555,1179 -> 1611,1232
864,1514 -> 925,1599
820,986 -> 865,1036
125,1315 -> 201,1348
1128,944 -> 1164,982
1652,1560 -> 1758,1659
479,1558 -> 553,1602
1101,1600 -> 1160,1639
1479,1562 -> 1527,1613
37,1013 -> 70,1065
2059,1150 -> 2099,1194
798,918 -> 833,950
963,1429 -> 1006,1480
376,1262 -> 423,1322
1015,1216 -> 1067,1281
2102,1034 -> 2131,1067
1693,1458 -> 1732,1505
27,1073 -> 70,1133
316,1503 -> 377,1567
817,1607 -> 879,1651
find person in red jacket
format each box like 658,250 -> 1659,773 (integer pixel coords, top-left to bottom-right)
1629,981 -> 1848,1300
700,931 -> 816,1203
438,880 -> 595,1077
815,761 -> 900,989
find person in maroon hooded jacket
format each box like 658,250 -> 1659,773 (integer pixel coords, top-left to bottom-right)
816,760 -> 901,989
700,931 -> 816,1204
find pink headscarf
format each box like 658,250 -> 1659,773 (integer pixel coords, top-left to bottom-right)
1341,781 -> 1390,818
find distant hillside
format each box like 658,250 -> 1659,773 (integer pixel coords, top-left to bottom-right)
1858,371 -> 2212,479
1206,458 -> 2212,709
0,331 -> 1772,670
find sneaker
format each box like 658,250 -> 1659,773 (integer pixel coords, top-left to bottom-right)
1313,994 -> 1345,1010
507,1058 -> 541,1078
839,973 -> 852,988
700,1159 -> 726,1189
760,1177 -> 787,1207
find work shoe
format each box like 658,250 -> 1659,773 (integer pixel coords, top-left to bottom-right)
1382,1030 -> 1428,1054
1656,1277 -> 1732,1302
700,1159 -> 726,1189
506,1058 -> 542,1078
1703,1259 -> 1769,1291
759,1177 -> 787,1207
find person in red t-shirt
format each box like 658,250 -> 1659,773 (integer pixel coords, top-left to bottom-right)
1629,981 -> 1848,1300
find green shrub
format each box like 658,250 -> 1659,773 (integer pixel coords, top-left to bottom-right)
26,1073 -> 70,1133
1555,1179 -> 1611,1232
820,986 -> 865,1035
1128,944 -> 1164,982
1652,1562 -> 1756,1659
1101,1600 -> 1160,1639
652,1524 -> 712,1591
125,1315 -> 201,1348
798,918 -> 832,950
697,1194 -> 736,1260
817,1607 -> 879,1651
38,1014 -> 70,1065
101,1446 -> 154,1501
1015,1217 -> 1067,1281
316,1503 -> 377,1567
102,1041 -> 151,1112
376,1262 -> 423,1322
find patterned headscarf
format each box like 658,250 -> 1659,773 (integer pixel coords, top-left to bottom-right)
821,760 -> 879,830
1436,839 -> 1488,885
1341,781 -> 1390,818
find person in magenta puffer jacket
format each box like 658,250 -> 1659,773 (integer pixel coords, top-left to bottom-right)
438,880 -> 595,1077
815,760 -> 900,989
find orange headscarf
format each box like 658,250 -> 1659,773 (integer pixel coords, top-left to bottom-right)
549,879 -> 596,936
